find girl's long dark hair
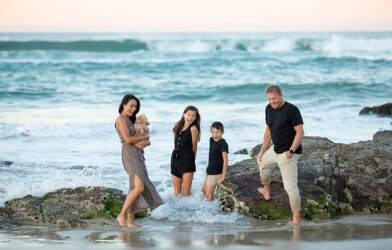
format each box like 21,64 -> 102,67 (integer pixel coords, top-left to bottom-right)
118,94 -> 140,123
173,105 -> 201,141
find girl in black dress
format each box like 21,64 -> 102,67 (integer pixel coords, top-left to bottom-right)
171,106 -> 201,197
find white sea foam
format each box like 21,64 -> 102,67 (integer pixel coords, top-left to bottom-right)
0,162 -> 111,205
324,35 -> 392,53
152,40 -> 214,53
262,38 -> 296,52
151,192 -> 239,223
0,122 -> 111,139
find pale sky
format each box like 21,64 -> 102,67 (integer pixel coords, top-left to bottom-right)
0,0 -> 391,32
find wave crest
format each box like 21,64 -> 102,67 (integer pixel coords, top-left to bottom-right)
0,39 -> 148,52
1,35 -> 392,56
324,35 -> 392,53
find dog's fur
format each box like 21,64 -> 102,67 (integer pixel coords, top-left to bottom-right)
134,114 -> 151,149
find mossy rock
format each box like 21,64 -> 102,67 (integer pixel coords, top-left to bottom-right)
256,202 -> 291,220
42,193 -> 56,201
301,195 -> 353,220
90,192 -> 148,219
90,193 -> 122,219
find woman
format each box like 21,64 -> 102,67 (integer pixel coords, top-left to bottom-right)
115,94 -> 163,227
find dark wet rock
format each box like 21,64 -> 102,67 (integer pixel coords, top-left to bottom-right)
359,103 -> 392,117
1,187 -> 127,227
69,165 -> 97,170
69,165 -> 86,170
373,130 -> 392,145
250,144 -> 262,158
0,161 -> 13,167
234,149 -> 249,155
219,131 -> 392,220
4,195 -> 42,224
0,206 -> 15,228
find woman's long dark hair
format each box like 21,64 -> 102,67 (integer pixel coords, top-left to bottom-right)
173,105 -> 201,141
118,94 -> 140,123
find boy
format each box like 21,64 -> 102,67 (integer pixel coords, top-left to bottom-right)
202,121 -> 229,201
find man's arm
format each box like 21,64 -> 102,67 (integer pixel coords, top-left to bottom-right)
257,126 -> 272,161
286,124 -> 304,159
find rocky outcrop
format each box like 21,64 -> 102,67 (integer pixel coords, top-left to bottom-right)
233,149 -> 249,155
1,187 -> 126,227
219,131 -> 392,220
2,131 -> 391,226
359,103 -> 392,117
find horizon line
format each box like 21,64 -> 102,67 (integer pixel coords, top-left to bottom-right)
1,30 -> 392,34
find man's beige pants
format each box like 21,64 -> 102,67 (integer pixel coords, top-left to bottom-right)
257,146 -> 301,212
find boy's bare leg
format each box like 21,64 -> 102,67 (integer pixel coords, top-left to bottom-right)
204,184 -> 216,202
201,180 -> 207,196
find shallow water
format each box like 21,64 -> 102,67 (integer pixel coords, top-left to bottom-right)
1,215 -> 391,249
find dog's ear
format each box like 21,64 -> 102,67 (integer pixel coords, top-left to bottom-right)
142,115 -> 148,123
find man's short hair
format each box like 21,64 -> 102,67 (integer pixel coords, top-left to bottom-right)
265,84 -> 282,96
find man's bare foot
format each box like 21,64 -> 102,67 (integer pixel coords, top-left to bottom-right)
127,223 -> 141,228
117,215 -> 127,227
257,187 -> 271,200
292,212 -> 301,226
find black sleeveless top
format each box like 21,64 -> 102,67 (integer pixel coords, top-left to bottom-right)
171,126 -> 196,176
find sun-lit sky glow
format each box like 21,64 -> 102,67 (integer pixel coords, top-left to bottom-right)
0,0 -> 391,32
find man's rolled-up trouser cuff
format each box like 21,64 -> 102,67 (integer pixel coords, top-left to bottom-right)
257,158 -> 271,185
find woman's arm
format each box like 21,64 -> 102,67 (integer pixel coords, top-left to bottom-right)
190,125 -> 199,157
116,117 -> 149,144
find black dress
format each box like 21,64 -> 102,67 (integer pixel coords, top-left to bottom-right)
171,126 -> 196,178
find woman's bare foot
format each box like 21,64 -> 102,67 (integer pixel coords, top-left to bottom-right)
117,215 -> 127,227
127,223 -> 141,228
257,187 -> 271,200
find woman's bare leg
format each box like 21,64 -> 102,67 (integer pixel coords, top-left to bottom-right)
117,175 -> 144,227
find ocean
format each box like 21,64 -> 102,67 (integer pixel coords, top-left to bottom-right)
0,32 -> 391,226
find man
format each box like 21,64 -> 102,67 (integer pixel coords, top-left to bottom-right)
256,84 -> 304,225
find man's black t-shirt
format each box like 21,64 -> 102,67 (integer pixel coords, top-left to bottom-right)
206,137 -> 229,175
266,101 -> 303,154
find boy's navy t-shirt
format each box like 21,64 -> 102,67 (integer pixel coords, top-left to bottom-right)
206,137 -> 229,175
266,101 -> 303,154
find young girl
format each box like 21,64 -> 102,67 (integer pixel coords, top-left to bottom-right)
171,106 -> 201,197
202,121 -> 229,202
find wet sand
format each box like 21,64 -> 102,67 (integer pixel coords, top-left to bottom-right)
1,214 -> 391,249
